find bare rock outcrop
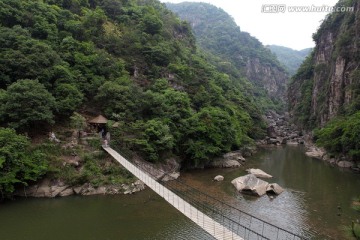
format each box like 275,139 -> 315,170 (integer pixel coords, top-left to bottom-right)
305,147 -> 325,159
337,161 -> 354,168
208,151 -> 245,168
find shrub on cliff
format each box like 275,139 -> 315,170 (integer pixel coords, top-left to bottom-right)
0,128 -> 47,198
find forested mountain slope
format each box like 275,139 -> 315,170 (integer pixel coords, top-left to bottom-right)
288,0 -> 360,160
0,0 -> 266,176
267,45 -> 312,76
166,2 -> 289,106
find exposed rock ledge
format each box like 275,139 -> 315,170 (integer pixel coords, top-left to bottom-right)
305,145 -> 358,170
14,179 -> 146,198
15,156 -> 181,198
207,150 -> 247,168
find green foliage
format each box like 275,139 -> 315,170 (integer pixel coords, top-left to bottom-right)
350,196 -> 360,240
54,84 -> 84,116
181,107 -> 238,166
1,79 -> 56,131
289,53 -> 316,128
166,2 -> 288,107
142,12 -> 163,35
128,119 -> 174,162
0,0 -> 268,167
0,128 -> 47,197
70,112 -> 87,131
315,111 -> 360,159
268,45 -> 312,76
96,78 -> 141,121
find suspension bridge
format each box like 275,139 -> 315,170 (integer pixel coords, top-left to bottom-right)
103,146 -> 306,240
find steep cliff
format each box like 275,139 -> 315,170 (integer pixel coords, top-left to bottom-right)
166,2 -> 289,104
289,0 -> 359,129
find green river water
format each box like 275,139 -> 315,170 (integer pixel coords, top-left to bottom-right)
1,146 -> 359,240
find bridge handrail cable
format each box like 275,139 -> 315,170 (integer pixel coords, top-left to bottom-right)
110,147 -> 307,239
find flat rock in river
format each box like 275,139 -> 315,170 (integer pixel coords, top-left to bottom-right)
246,168 -> 272,178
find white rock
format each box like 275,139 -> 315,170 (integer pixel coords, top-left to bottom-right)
214,175 -> 224,181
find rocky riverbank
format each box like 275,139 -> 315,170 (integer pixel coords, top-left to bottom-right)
259,111 -> 359,171
14,154 -> 182,198
257,111 -> 306,146
14,178 -> 146,198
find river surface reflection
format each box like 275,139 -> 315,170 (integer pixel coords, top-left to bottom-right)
181,145 -> 360,239
0,146 -> 359,240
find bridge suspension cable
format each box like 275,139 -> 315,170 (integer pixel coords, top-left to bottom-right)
103,146 -> 307,240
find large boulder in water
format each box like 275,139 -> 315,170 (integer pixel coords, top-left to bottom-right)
231,174 -> 269,196
246,168 -> 272,178
266,183 -> 284,195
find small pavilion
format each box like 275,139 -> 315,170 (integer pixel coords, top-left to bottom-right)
89,115 -> 108,137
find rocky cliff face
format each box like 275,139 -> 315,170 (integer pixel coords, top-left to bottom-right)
289,0 -> 360,128
245,58 -> 287,99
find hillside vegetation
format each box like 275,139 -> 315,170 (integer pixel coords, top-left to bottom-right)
0,0 -> 268,196
166,2 -> 289,110
267,45 -> 312,76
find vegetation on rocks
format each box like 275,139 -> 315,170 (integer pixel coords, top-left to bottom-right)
0,128 -> 47,197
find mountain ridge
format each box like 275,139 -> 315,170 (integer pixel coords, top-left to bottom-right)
166,2 -> 289,107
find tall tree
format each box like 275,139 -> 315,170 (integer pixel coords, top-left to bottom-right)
2,79 -> 56,131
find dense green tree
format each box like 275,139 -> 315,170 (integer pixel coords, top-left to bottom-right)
2,79 -> 56,131
181,107 -> 236,166
141,119 -> 174,162
70,112 -> 87,136
0,26 -> 60,88
95,79 -> 142,121
54,83 -> 84,117
0,128 -> 47,197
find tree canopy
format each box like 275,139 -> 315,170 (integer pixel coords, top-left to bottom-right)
0,0 -> 267,167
